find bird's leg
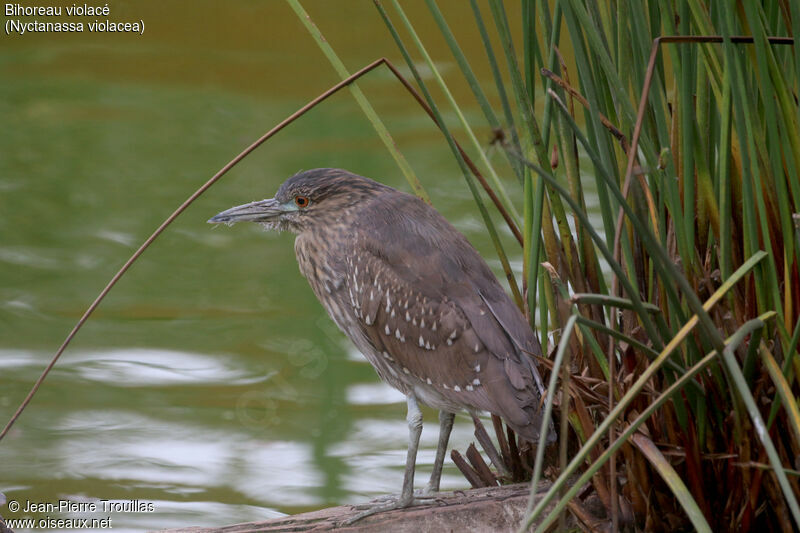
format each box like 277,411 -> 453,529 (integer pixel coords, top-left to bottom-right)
398,394 -> 423,504
425,410 -> 455,494
342,395 -> 426,525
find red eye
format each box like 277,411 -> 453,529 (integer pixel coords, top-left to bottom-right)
295,196 -> 310,208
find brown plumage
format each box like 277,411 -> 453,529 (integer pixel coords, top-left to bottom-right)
209,168 -> 554,518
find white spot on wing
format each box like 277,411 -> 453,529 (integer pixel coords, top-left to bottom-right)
453,385 -> 461,392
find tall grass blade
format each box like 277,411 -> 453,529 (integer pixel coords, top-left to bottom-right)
285,0 -> 428,201
527,316 -> 772,532
719,329 -> 800,525
468,0 -> 523,180
398,0 -> 520,222
521,253 -> 768,529
373,0 -> 524,308
761,346 -> 800,444
632,433 -> 712,533
524,314 -> 577,518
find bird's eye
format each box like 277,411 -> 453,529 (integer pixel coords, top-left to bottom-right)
294,196 -> 310,208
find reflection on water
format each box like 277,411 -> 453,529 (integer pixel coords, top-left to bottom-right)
0,1 -> 593,530
0,348 -> 480,530
60,348 -> 260,386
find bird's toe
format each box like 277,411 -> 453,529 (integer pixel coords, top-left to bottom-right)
341,493 -> 437,526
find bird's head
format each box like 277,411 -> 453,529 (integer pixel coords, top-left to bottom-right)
208,168 -> 389,234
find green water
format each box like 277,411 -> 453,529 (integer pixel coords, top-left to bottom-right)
0,2 -> 598,531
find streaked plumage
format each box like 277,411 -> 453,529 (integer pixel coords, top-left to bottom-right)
209,168 -> 554,518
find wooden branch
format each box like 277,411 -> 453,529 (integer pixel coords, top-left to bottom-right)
466,443 -> 499,486
472,415 -> 510,480
451,449 -> 484,488
162,482 -> 563,533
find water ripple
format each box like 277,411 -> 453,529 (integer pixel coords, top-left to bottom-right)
61,348 -> 261,386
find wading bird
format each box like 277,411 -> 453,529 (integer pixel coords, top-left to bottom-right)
209,168 -> 553,521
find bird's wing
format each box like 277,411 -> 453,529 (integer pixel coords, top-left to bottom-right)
346,192 -> 551,441
345,243 -> 496,413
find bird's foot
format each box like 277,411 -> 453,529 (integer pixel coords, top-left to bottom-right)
341,492 -> 438,526
349,491 -> 438,510
421,482 -> 440,497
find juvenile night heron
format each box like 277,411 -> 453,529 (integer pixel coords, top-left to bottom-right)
209,168 -> 554,518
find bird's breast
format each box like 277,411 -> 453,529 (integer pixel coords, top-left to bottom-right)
294,230 -> 354,327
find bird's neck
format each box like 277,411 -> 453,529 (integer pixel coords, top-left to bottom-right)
294,222 -> 350,288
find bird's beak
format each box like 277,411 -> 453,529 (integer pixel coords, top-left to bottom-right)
207,198 -> 285,225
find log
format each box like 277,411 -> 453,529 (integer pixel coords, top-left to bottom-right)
163,482 -> 561,532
